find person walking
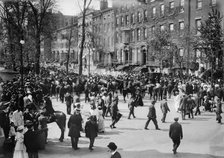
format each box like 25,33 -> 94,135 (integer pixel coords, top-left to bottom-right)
144,100 -> 160,130
160,97 -> 170,123
194,93 -> 201,116
107,142 -> 121,158
169,117 -> 183,154
97,106 -> 105,133
68,108 -> 83,150
127,95 -> 136,119
85,116 -> 98,151
65,92 -> 73,115
24,121 -> 39,158
13,126 -> 28,158
110,94 -> 120,129
216,98 -> 222,123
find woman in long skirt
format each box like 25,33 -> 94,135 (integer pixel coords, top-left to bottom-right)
13,126 -> 28,158
97,107 -> 105,133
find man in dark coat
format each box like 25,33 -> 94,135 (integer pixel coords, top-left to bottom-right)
0,103 -> 10,139
107,142 -> 121,158
24,121 -> 39,158
110,93 -> 120,129
194,93 -> 201,116
144,100 -> 160,130
85,115 -> 98,151
160,97 -> 170,123
64,92 -> 73,115
169,117 -> 183,154
68,108 -> 83,150
127,95 -> 136,119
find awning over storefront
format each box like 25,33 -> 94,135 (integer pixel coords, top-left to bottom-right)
115,65 -> 127,71
146,62 -> 160,67
133,66 -> 142,72
133,66 -> 148,73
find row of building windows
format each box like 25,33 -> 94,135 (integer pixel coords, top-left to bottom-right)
95,36 -> 114,48
93,22 -> 114,33
116,0 -> 216,27
143,0 -> 216,8
115,19 -> 201,43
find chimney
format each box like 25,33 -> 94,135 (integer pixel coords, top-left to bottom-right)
100,0 -> 108,10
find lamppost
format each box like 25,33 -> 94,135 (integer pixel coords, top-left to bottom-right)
20,40 -> 25,87
179,48 -> 184,78
88,47 -> 95,76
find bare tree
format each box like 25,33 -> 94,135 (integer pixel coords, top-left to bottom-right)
148,28 -> 172,72
0,0 -> 28,70
27,0 -> 56,74
77,0 -> 93,75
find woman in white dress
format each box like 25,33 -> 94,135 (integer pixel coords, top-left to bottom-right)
97,106 -> 105,133
174,91 -> 182,112
13,126 -> 28,158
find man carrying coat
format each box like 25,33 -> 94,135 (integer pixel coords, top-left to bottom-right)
169,117 -> 183,154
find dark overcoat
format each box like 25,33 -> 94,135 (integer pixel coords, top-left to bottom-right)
68,113 -> 82,137
169,122 -> 183,140
85,120 -> 98,139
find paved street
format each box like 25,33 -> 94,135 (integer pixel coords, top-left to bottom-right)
39,94 -> 224,158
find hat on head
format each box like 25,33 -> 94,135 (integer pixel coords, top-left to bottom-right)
27,90 -> 31,94
75,107 -> 81,111
25,120 -> 33,127
174,117 -> 179,121
151,100 -> 156,104
17,125 -> 24,132
75,98 -> 80,103
107,142 -> 117,151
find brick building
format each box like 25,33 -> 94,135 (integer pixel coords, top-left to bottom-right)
93,0 -> 115,67
113,0 -> 224,73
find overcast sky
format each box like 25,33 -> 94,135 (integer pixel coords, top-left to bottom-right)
57,0 -> 112,16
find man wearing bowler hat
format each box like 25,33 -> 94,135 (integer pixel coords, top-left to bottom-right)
169,117 -> 183,154
144,100 -> 160,130
107,142 -> 121,158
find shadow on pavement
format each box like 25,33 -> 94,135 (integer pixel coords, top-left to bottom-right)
121,149 -> 224,158
100,130 -> 123,135
39,144 -> 224,158
160,128 -> 169,132
118,127 -> 143,131
189,117 -> 211,121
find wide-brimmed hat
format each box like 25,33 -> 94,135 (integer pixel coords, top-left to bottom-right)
25,120 -> 33,127
17,125 -> 24,132
151,100 -> 156,104
107,142 -> 117,151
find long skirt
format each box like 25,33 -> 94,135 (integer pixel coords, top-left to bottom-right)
13,150 -> 28,158
98,116 -> 105,132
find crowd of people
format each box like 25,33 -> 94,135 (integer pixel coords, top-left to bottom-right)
0,66 -> 223,157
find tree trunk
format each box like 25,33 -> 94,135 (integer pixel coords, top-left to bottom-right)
79,10 -> 86,75
8,27 -> 16,71
66,28 -> 72,75
35,34 -> 41,75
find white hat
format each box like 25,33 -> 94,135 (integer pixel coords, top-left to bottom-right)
17,125 -> 24,132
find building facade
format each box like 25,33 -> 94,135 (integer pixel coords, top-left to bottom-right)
47,12 -> 79,65
93,6 -> 115,66
113,0 -> 224,73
